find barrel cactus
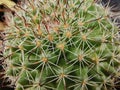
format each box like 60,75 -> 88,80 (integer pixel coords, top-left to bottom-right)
3,0 -> 120,90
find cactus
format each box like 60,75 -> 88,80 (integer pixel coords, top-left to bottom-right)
3,0 -> 120,90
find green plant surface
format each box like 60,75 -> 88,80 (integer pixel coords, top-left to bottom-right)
4,0 -> 120,90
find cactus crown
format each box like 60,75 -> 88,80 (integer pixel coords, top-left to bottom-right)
2,0 -> 120,90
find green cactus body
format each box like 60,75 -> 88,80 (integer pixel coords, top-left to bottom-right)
4,0 -> 120,90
